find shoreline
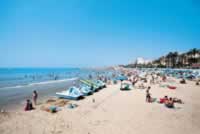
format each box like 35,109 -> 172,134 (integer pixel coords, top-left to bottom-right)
0,67 -> 117,111
0,77 -> 78,90
0,79 -> 80,111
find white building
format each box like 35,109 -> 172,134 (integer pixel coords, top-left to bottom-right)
135,57 -> 152,65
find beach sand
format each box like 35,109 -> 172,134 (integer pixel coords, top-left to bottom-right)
0,78 -> 200,134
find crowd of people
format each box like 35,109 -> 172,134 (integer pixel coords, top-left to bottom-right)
23,69 -> 196,111
121,70 -> 186,109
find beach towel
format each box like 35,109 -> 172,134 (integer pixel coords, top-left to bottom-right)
158,98 -> 168,104
167,86 -> 176,90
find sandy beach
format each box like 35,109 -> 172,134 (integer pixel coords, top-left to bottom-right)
0,76 -> 200,134
1,0 -> 200,133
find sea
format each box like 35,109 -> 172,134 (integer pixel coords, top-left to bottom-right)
0,68 -> 115,110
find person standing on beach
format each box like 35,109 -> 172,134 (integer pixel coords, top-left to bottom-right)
32,90 -> 38,105
146,87 -> 151,102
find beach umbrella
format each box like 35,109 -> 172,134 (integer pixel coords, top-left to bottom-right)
115,75 -> 128,89
115,75 -> 128,81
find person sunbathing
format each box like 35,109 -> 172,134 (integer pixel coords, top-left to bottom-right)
165,98 -> 174,108
180,79 -> 186,84
159,96 -> 168,104
196,81 -> 199,85
173,97 -> 184,104
139,83 -> 145,89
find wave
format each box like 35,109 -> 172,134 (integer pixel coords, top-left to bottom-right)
28,77 -> 78,86
0,77 -> 78,90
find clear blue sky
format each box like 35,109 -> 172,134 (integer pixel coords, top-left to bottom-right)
0,0 -> 199,67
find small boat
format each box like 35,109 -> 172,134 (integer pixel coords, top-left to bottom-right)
56,87 -> 83,100
84,80 -> 102,89
96,80 -> 106,88
80,79 -> 99,91
89,80 -> 106,89
79,85 -> 93,96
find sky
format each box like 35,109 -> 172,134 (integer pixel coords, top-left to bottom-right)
0,0 -> 199,67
